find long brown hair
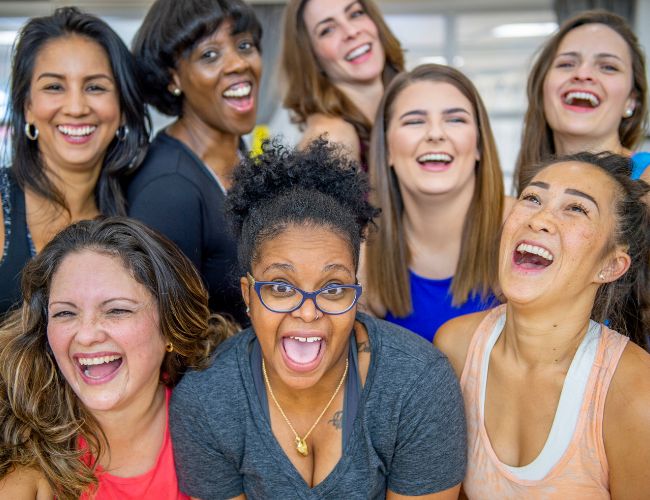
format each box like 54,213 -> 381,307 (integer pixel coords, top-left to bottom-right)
0,217 -> 235,499
514,10 -> 648,194
281,0 -> 404,143
366,64 -> 504,316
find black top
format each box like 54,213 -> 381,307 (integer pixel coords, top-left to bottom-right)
0,168 -> 34,316
126,131 -> 246,325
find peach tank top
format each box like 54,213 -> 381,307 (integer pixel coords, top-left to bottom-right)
460,305 -> 628,499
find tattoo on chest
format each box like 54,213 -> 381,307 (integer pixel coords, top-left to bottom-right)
356,341 -> 371,353
328,410 -> 343,430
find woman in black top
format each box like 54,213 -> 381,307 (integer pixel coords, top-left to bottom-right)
128,0 -> 263,325
0,7 -> 149,315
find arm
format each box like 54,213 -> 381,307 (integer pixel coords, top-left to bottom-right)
128,176 -> 203,269
434,311 -> 488,379
0,466 -> 53,499
604,341 -> 650,499
298,114 -> 361,162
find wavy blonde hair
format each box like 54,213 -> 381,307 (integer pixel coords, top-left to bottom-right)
0,217 -> 235,499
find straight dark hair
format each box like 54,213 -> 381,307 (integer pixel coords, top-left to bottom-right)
8,6 -> 150,216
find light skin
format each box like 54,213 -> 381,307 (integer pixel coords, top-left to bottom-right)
238,225 -> 459,499
543,23 -> 636,156
167,20 -> 262,189
436,161 -> 650,497
47,250 -> 167,477
387,80 -> 478,281
3,35 -> 121,254
299,0 -> 385,161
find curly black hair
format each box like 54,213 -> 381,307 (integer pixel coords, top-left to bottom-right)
226,138 -> 380,271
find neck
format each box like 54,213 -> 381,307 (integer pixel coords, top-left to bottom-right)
335,78 -> 384,123
92,383 -> 166,468
168,113 -> 241,188
500,295 -> 596,369
554,131 -> 624,156
401,177 -> 475,278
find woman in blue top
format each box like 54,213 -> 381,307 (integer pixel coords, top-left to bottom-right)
363,64 -> 507,341
514,10 -> 649,192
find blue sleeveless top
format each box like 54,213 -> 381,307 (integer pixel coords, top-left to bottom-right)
631,151 -> 650,180
384,270 -> 497,342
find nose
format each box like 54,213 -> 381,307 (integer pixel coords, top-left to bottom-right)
527,206 -> 557,234
571,61 -> 595,82
341,19 -> 361,40
73,314 -> 109,346
426,120 -> 445,143
290,294 -> 321,323
223,47 -> 250,74
63,87 -> 90,117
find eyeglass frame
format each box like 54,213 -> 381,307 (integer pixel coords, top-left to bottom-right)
246,272 -> 362,315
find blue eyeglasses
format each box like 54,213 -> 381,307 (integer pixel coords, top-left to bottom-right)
247,273 -> 362,315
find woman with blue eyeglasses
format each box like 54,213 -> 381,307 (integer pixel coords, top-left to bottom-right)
168,139 -> 467,499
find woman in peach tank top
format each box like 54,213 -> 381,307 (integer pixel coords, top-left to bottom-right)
436,151 -> 650,499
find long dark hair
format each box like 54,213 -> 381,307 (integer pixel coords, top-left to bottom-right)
8,6 -> 150,216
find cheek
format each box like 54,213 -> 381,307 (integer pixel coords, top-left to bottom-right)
312,38 -> 339,66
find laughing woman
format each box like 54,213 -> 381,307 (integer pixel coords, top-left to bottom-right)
282,0 -> 403,168
170,140 -> 466,499
436,152 -> 650,498
128,0 -> 262,325
0,7 -> 149,316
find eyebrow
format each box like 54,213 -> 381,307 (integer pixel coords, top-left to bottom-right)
323,263 -> 354,278
36,72 -> 114,82
527,181 -> 599,210
313,0 -> 359,32
398,107 -> 470,121
262,262 -> 353,277
48,297 -> 139,308
556,51 -> 624,62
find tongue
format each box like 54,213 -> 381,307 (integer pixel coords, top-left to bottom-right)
282,338 -> 321,364
515,251 -> 551,269
84,359 -> 121,379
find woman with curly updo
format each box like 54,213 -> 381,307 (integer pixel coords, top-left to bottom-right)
0,218 -> 233,499
169,140 -> 466,498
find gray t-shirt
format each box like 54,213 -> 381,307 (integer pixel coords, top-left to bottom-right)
170,312 -> 466,499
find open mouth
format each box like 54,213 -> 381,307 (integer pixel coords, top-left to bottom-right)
563,91 -> 600,108
77,354 -> 123,381
417,152 -> 453,165
57,125 -> 97,137
345,43 -> 371,62
513,243 -> 554,269
222,81 -> 254,113
282,335 -> 323,366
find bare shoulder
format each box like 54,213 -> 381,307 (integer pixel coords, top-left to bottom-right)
604,340 -> 650,497
298,114 -> 360,161
434,310 -> 489,379
0,466 -> 53,499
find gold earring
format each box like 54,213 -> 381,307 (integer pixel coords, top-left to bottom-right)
165,342 -> 174,353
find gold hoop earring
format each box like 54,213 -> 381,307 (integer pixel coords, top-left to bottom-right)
165,342 -> 174,353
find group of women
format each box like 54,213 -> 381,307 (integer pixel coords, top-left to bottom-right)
0,0 -> 648,498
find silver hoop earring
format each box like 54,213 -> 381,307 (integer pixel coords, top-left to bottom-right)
25,122 -> 38,141
115,125 -> 129,141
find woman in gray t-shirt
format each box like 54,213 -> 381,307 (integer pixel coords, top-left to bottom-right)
170,140 -> 466,499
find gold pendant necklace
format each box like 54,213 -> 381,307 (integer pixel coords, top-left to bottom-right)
262,357 -> 349,457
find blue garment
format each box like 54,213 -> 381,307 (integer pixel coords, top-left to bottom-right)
384,270 -> 496,342
631,151 -> 650,180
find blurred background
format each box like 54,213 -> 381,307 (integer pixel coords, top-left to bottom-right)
0,0 -> 646,190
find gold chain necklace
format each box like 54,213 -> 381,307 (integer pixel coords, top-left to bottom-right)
262,357 -> 349,457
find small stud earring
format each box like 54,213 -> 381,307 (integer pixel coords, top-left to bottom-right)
624,107 -> 634,118
165,342 -> 174,353
245,306 -> 250,314
598,271 -> 606,281
172,88 -> 182,96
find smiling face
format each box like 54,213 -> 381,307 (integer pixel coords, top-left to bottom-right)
25,35 -> 121,175
542,23 -> 635,151
47,250 -> 166,414
240,225 -> 356,391
171,19 -> 261,136
386,80 -> 479,199
302,0 -> 385,87
499,161 -> 630,307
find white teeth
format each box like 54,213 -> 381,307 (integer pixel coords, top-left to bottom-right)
516,243 -> 554,261
223,83 -> 252,98
564,91 -> 600,107
417,152 -> 453,163
57,125 -> 97,137
289,336 -> 322,343
78,354 -> 121,366
345,43 -> 371,61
